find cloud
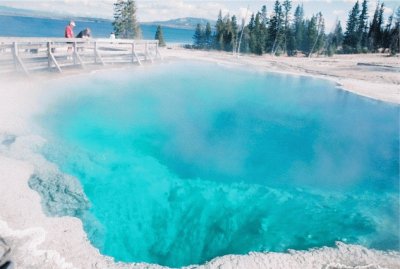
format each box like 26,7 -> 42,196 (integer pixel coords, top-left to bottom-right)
332,9 -> 345,16
384,7 -> 393,15
137,0 -> 230,21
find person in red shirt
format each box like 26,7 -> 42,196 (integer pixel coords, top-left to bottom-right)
65,21 -> 75,55
65,20 -> 75,38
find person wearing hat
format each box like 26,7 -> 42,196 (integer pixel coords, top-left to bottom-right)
65,20 -> 76,56
65,20 -> 76,38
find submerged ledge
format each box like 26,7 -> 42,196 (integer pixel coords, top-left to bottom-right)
0,57 -> 399,268
161,47 -> 400,105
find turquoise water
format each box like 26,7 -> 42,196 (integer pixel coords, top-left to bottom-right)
38,62 -> 399,267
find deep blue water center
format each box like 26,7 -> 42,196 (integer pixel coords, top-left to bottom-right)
39,62 -> 399,267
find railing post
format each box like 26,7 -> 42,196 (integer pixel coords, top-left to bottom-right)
47,42 -> 52,69
73,42 -> 77,65
131,42 -> 135,63
155,40 -> 161,59
12,42 -> 18,70
145,42 -> 148,61
94,41 -> 97,64
12,41 -> 29,75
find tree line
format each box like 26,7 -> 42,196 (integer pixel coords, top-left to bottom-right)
193,0 -> 400,56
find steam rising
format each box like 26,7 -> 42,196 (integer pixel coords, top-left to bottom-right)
5,62 -> 399,267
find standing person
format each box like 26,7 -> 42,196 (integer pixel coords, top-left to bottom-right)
65,20 -> 75,55
110,32 -> 116,39
65,20 -> 76,38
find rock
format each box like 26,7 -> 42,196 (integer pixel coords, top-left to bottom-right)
0,261 -> 14,269
28,171 -> 90,217
0,238 -> 12,269
0,134 -> 16,147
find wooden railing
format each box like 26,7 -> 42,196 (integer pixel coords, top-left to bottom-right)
0,38 -> 162,75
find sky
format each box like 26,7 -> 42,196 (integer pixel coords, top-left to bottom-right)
0,0 -> 398,30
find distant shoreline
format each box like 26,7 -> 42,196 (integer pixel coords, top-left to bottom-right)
0,11 -> 112,23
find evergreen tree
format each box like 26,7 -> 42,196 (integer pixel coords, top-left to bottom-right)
231,15 -> 239,52
238,24 -> 251,53
305,13 -> 325,57
248,13 -> 256,52
112,0 -> 141,39
260,5 -> 269,51
269,0 -> 284,55
215,10 -> 225,50
261,5 -> 268,26
112,0 -> 125,38
325,20 -> 343,56
154,25 -> 166,47
332,21 -> 344,51
358,0 -> 369,50
382,13 -> 394,52
286,27 -> 296,56
253,12 -> 265,55
193,23 -> 205,48
293,4 -> 305,52
343,0 -> 360,52
222,14 -> 233,51
389,7 -> 400,54
369,2 -> 385,52
282,0 -> 292,54
205,22 -> 212,49
314,12 -> 326,55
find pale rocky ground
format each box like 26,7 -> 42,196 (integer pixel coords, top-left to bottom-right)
0,50 -> 399,269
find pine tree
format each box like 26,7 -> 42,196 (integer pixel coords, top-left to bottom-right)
305,13 -> 324,57
126,0 -> 141,39
293,4 -> 305,52
286,27 -> 296,56
238,24 -> 251,53
269,0 -> 284,55
389,7 -> 400,54
112,0 -> 125,38
343,0 -> 360,53
282,0 -> 292,54
231,15 -> 239,52
358,0 -> 369,50
215,10 -> 225,50
261,5 -> 268,26
260,5 -> 269,52
333,21 -> 344,50
154,25 -> 165,47
312,12 -> 325,56
369,2 -> 385,52
325,20 -> 343,56
205,22 -> 212,49
253,12 -> 264,55
382,13 -> 393,52
248,13 -> 256,52
112,0 -> 141,39
222,14 -> 233,51
193,23 -> 205,48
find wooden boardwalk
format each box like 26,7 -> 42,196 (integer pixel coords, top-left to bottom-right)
0,37 -> 161,75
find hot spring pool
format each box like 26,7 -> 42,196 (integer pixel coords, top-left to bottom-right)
34,62 -> 399,267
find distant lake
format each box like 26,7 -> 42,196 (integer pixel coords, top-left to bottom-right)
0,15 -> 194,44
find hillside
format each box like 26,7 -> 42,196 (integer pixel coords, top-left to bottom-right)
143,17 -> 215,30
